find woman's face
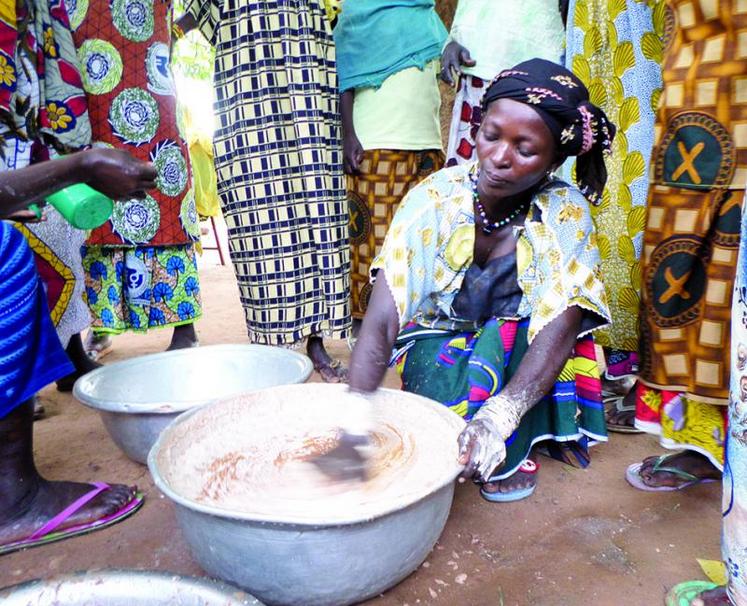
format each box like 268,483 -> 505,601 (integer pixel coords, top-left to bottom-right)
475,98 -> 558,202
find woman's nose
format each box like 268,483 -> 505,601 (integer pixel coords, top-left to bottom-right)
491,142 -> 511,167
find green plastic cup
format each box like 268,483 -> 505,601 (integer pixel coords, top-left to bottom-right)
45,183 -> 113,230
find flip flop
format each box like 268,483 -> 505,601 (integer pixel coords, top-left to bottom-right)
605,395 -> 642,434
665,581 -> 721,606
480,459 -> 539,503
314,358 -> 347,383
0,482 -> 144,556
625,455 -> 719,492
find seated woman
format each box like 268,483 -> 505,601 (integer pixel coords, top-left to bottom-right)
347,59 -> 615,501
0,147 -> 156,554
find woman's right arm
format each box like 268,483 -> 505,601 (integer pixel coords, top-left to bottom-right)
341,89 -> 363,174
173,12 -> 197,36
0,148 -> 156,219
348,272 -> 400,393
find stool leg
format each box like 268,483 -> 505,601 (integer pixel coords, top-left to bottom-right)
211,215 -> 226,266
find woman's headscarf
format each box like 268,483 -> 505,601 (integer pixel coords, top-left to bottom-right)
482,58 -> 615,205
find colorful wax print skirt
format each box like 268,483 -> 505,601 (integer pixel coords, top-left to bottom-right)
0,222 -> 73,418
16,211 -> 91,348
638,0 -> 745,406
445,76 -> 487,167
635,383 -> 726,470
724,184 -> 747,604
348,149 -> 443,318
394,318 -> 606,479
81,244 -> 202,334
565,0 -> 664,353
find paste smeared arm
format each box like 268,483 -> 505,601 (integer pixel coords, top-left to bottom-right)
458,306 -> 582,480
348,271 -> 400,394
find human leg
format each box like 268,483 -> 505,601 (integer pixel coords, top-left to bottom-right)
168,322 -> 198,350
0,400 -> 140,552
56,332 -> 101,391
308,335 -> 347,383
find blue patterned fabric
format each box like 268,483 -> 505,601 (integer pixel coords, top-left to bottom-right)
333,0 -> 447,92
0,222 -> 72,417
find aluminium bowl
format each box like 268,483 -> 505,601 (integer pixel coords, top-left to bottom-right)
0,569 -> 263,605
148,383 -> 465,606
73,344 -> 313,464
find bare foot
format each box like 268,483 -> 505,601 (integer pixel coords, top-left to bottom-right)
605,389 -> 637,429
307,336 -> 347,383
691,587 -> 731,605
167,323 -> 198,351
482,468 -> 537,497
638,451 -> 721,489
0,479 -> 136,546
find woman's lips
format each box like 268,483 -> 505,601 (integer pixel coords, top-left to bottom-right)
482,172 -> 512,187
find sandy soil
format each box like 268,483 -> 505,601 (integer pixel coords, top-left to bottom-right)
0,247 -> 722,606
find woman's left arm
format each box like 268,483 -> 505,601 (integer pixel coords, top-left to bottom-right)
458,306 -> 582,480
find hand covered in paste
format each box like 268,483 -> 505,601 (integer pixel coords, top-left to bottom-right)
457,394 -> 522,481
457,416 -> 507,482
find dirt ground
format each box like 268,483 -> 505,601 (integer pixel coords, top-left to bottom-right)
0,241 -> 723,606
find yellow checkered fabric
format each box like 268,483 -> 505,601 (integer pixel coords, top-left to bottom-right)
186,0 -> 351,345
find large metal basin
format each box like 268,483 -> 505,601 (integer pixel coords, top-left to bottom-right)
0,570 -> 263,605
74,345 -> 313,464
149,384 -> 465,606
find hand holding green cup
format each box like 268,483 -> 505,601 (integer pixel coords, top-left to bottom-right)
41,183 -> 114,229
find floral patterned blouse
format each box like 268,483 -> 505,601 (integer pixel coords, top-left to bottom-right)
370,162 -> 611,344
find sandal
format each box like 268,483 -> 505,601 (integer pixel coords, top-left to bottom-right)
625,454 -> 719,492
605,395 -> 642,434
480,459 -> 539,503
665,581 -> 724,606
0,482 -> 144,556
314,358 -> 348,383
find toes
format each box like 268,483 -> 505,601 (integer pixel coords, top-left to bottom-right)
100,483 -> 137,510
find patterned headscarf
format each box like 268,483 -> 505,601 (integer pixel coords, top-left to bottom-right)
482,58 -> 615,205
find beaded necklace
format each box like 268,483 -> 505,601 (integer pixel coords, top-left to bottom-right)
470,170 -> 528,235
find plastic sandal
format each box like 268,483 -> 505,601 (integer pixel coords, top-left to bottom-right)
625,455 -> 718,492
605,395 -> 642,434
0,482 -> 144,556
480,459 -> 539,503
665,581 -> 722,606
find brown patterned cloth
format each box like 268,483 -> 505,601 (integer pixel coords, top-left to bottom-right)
348,149 -> 444,318
639,0 -> 746,405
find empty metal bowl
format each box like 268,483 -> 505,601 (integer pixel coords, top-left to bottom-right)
149,383 -> 465,606
0,570 -> 263,605
73,344 -> 313,464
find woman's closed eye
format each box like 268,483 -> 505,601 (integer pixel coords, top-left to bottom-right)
517,146 -> 537,158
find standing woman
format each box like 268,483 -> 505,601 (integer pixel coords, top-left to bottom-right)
176,0 -> 351,380
626,1 -> 745,491
564,0 -> 665,425
70,0 -> 203,353
2,0 -> 99,390
334,0 -> 447,320
441,0 -> 565,166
